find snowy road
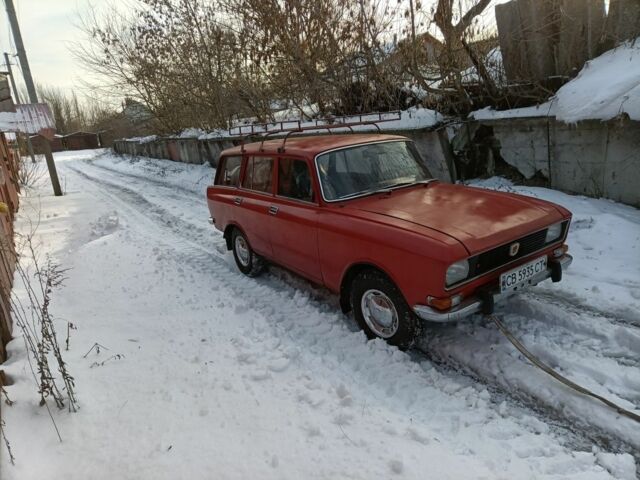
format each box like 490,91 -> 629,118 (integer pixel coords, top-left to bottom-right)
1,149 -> 638,479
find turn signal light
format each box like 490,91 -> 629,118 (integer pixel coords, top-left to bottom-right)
427,295 -> 462,311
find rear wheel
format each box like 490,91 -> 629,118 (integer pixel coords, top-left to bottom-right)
350,269 -> 421,349
231,228 -> 265,277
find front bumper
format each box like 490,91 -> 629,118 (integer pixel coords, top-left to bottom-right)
413,254 -> 573,323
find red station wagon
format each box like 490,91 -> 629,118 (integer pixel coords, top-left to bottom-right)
206,133 -> 572,348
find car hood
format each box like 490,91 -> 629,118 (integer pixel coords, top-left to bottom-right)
347,183 -> 565,254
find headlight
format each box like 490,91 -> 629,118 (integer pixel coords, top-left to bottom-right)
545,222 -> 563,243
446,259 -> 470,287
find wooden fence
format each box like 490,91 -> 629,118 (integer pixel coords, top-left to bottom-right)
495,0 -> 640,84
0,133 -> 20,363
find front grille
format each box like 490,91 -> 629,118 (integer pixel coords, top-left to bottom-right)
470,228 -> 548,277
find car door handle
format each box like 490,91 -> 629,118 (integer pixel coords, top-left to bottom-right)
234,196 -> 242,205
268,205 -> 279,215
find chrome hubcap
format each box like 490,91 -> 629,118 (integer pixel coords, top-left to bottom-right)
234,235 -> 250,267
361,289 -> 399,338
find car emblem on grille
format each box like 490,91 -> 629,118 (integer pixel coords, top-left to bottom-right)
509,242 -> 520,257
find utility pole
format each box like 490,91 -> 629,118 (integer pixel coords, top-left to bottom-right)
4,51 -> 37,164
5,0 -> 62,196
5,0 -> 37,103
3,53 -> 19,103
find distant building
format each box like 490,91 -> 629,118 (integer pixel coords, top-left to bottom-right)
63,131 -> 99,150
29,134 -> 64,153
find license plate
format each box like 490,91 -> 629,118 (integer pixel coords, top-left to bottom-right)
500,256 -> 547,293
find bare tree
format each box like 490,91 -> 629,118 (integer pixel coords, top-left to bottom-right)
73,0 -> 503,128
73,0 -> 261,131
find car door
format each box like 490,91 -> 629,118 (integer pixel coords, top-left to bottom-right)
237,155 -> 276,258
209,155 -> 243,230
268,156 -> 322,283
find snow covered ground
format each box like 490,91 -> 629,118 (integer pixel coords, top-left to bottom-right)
1,149 -> 639,479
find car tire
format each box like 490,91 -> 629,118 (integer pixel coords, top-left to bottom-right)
231,228 -> 265,277
350,269 -> 421,349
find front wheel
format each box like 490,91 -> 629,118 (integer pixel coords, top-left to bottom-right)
350,269 -> 421,349
231,228 -> 265,277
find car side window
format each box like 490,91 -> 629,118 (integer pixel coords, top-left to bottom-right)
242,157 -> 274,193
216,156 -> 242,187
278,158 -> 314,202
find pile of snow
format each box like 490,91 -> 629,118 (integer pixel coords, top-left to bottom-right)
470,38 -> 640,123
93,153 -> 213,195
178,128 -> 206,138
126,134 -> 158,144
554,38 -> 640,123
272,103 -> 319,122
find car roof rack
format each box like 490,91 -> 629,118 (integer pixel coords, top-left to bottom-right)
228,110 -> 401,153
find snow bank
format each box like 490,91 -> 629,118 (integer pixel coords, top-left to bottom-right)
272,103 -> 319,122
93,152 -> 213,195
470,38 -> 640,123
178,128 -> 206,138
554,38 -> 640,123
126,134 -> 158,144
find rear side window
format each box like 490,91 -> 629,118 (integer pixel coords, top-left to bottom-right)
278,158 -> 314,202
215,156 -> 242,187
242,157 -> 274,193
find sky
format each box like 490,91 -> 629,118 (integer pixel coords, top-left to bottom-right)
0,0 -> 510,104
0,0 -> 117,100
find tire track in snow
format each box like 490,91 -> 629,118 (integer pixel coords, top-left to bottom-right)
67,159 -> 640,464
514,295 -> 640,371
526,290 -> 640,330
421,318 -> 640,457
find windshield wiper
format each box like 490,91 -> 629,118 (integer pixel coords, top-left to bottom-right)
417,179 -> 438,186
386,179 -> 437,191
335,179 -> 437,201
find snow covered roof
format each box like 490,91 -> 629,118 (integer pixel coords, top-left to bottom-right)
0,103 -> 56,134
470,38 -> 640,123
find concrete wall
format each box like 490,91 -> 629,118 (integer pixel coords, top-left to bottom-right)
113,129 -> 456,182
491,118 -> 551,178
480,117 -> 640,207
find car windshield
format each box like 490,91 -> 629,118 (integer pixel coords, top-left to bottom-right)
316,141 -> 432,201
